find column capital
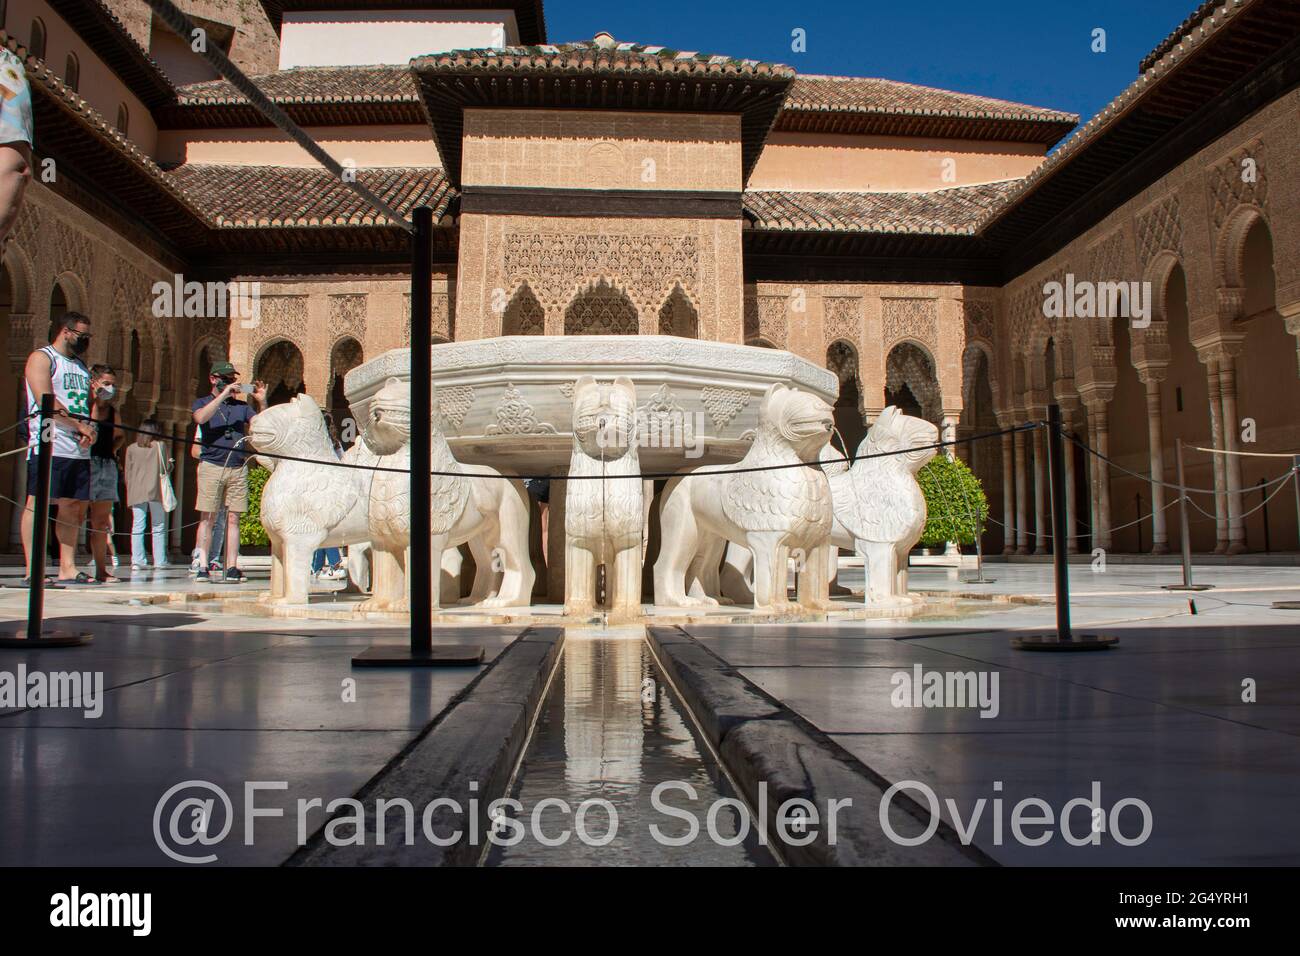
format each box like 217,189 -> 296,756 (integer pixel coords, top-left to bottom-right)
1217,286 -> 1245,323
1135,363 -> 1169,386
1196,335 -> 1245,367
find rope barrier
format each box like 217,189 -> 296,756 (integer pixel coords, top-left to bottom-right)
1194,446 -> 1300,459
1070,434 -> 1297,495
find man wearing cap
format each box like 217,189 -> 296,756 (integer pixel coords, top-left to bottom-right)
191,362 -> 265,583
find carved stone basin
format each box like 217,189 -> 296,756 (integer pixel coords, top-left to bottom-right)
344,335 -> 839,475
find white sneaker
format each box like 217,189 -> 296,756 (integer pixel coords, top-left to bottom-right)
131,562 -> 148,572
190,549 -> 203,574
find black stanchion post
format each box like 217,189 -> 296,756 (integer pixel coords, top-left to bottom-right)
0,394 -> 91,647
353,206 -> 482,666
1013,407 -> 1116,651
1163,437 -> 1212,592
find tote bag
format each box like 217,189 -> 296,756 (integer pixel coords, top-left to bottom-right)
157,443 -> 178,512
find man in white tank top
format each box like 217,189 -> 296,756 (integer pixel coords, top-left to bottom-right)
21,312 -> 98,585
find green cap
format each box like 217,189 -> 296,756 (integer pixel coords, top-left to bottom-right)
210,361 -> 237,377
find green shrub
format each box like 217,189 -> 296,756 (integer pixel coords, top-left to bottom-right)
917,455 -> 989,547
239,465 -> 271,546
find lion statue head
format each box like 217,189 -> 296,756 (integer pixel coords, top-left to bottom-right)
363,377 -> 413,456
861,405 -> 938,473
571,375 -> 638,461
248,393 -> 333,459
757,383 -> 834,459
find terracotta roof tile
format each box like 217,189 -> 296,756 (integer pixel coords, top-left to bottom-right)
1140,0 -> 1222,72
411,39 -> 795,79
784,75 -> 1077,125
176,66 -> 422,105
743,182 -> 1020,235
164,164 -> 453,228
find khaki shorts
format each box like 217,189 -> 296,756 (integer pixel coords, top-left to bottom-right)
196,461 -> 249,514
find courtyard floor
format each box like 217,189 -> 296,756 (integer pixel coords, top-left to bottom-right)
1,559 -> 1297,865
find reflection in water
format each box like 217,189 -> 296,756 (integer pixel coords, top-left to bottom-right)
486,638 -> 776,866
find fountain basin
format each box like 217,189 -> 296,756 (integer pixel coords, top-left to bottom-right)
344,335 -> 839,474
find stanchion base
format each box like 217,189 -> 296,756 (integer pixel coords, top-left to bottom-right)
1272,601 -> 1300,610
2,582 -> 66,590
352,644 -> 485,667
960,577 -> 997,585
1162,584 -> 1214,591
0,628 -> 93,648
1011,633 -> 1118,652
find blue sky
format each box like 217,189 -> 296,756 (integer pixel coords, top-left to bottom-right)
544,0 -> 1200,129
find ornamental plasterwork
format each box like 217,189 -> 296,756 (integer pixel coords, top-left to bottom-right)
963,299 -> 995,344
401,292 -> 452,343
436,385 -> 474,430
1135,194 -> 1184,265
485,383 -> 557,435
251,295 -> 309,353
502,232 -> 699,313
1087,230 -> 1129,281
823,296 -> 862,346
746,294 -> 789,346
1208,139 -> 1267,235
52,216 -> 93,281
701,386 -> 750,429
882,297 -> 937,349
328,293 -> 367,344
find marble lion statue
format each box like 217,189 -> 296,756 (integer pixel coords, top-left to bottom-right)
654,382 -> 834,613
363,377 -> 534,612
826,405 -> 938,606
564,375 -> 645,619
249,394 -> 373,605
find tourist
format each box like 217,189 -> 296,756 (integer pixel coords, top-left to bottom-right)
87,364 -> 124,583
125,418 -> 172,570
20,312 -> 97,585
189,422 -> 226,575
191,362 -> 265,583
0,42 -> 33,252
526,477 -> 550,564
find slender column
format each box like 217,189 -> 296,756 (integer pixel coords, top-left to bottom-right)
1032,426 -> 1048,554
1061,406 -> 1079,554
941,414 -> 960,555
1141,376 -> 1170,554
9,433 -> 25,546
1094,404 -> 1113,551
1013,426 -> 1029,554
1218,355 -> 1246,553
1000,431 -> 1015,555
1205,360 -> 1228,552
1086,410 -> 1100,549
169,421 -> 185,558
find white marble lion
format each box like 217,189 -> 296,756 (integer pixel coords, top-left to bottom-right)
826,405 -> 937,606
654,382 -> 834,613
249,394 -> 373,606
362,377 -> 534,612
564,375 -> 645,619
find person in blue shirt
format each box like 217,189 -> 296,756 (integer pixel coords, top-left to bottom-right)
191,361 -> 265,583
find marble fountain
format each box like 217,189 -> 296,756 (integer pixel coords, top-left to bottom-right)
217,335 -> 959,624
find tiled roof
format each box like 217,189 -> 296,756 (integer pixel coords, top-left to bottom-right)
743,182 -> 1021,235
1139,0 -> 1221,72
164,165 -> 454,228
411,39 -> 795,79
784,75 -> 1077,126
175,67 -> 421,106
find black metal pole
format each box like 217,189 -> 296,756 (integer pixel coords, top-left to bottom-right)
409,205 -> 433,653
1012,408 -> 1116,650
26,393 -> 54,633
1047,407 -> 1071,641
1136,492 -> 1143,554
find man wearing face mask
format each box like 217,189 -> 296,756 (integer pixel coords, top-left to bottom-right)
87,365 -> 125,583
20,312 -> 98,585
191,362 -> 266,583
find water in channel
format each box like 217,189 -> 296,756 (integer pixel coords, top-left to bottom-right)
484,634 -> 777,866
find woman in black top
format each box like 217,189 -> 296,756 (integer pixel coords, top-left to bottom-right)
88,364 -> 124,582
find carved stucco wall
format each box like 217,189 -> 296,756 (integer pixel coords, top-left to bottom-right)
455,213 -> 743,343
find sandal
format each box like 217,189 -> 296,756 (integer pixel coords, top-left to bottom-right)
11,576 -> 58,589
95,573 -> 122,584
55,571 -> 101,586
